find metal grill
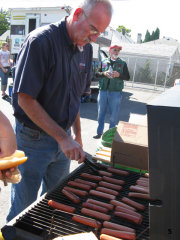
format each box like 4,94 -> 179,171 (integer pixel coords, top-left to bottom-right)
3,163 -> 153,240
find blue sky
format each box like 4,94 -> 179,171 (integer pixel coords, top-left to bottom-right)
1,0 -> 179,42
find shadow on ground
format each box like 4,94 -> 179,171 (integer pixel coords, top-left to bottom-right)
80,89 -> 147,123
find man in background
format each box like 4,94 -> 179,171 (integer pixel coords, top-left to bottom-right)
93,45 -> 130,139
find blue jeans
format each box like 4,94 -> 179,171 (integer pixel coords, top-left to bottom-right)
97,90 -> 122,135
7,120 -> 70,222
0,67 -> 11,91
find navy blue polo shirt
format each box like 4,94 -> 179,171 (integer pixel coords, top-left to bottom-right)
12,20 -> 92,131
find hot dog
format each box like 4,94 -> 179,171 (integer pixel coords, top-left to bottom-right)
122,197 -> 146,211
48,200 -> 75,213
98,170 -> 113,177
136,180 -> 149,187
67,181 -> 91,191
82,202 -> 109,214
128,192 -> 151,200
87,199 -> 114,211
102,176 -> 125,185
0,150 -> 27,171
107,167 -> 129,176
81,208 -> 111,221
114,211 -> 142,225
139,177 -> 149,182
129,185 -> 149,194
110,200 -> 136,212
135,184 -> 149,190
115,206 -> 142,219
80,173 -> 102,182
74,178 -> 97,188
103,221 -> 135,233
96,187 -> 119,197
99,181 -> 122,191
100,234 -> 123,240
89,190 -> 116,200
62,189 -> 80,204
63,186 -> 88,197
101,228 -> 136,240
72,215 -> 101,229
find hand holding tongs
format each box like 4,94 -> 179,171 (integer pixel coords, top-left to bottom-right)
84,157 -> 107,174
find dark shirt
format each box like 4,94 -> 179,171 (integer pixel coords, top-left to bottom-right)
12,20 -> 92,131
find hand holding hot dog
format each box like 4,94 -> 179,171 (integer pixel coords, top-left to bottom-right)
0,150 -> 27,184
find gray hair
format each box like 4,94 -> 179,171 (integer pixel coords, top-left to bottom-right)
79,0 -> 113,18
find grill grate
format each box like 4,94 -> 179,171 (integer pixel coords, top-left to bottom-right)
5,163 -> 152,239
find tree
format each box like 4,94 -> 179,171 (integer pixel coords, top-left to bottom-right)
0,9 -> 10,36
154,27 -> 160,40
144,30 -> 151,42
143,28 -> 160,42
116,25 -> 131,37
151,31 -> 155,41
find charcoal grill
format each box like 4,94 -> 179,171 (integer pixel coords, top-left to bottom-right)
1,162 -> 154,240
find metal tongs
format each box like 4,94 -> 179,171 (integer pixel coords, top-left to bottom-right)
84,157 -> 107,174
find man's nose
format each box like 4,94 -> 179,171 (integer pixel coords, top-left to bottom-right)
89,34 -> 99,43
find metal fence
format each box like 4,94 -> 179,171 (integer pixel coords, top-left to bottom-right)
121,55 -> 180,91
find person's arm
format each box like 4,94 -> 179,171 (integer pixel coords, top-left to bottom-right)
0,111 -> 17,158
119,62 -> 130,80
72,111 -> 83,147
0,111 -> 17,180
18,93 -> 85,163
113,62 -> 130,80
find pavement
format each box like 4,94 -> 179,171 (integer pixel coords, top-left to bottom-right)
0,77 -> 162,229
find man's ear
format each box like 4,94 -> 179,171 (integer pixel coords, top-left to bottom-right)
73,8 -> 83,21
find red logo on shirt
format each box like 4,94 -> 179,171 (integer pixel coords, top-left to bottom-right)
80,63 -> 85,69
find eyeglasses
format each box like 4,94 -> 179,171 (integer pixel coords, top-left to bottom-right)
83,11 -> 101,36
113,49 -> 120,52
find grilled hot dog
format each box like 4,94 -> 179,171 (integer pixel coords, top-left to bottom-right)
67,181 -> 91,191
87,199 -> 114,211
63,186 -> 88,197
81,208 -> 111,221
107,167 -> 129,176
103,221 -> 135,233
62,189 -> 80,204
102,176 -> 125,185
122,197 -> 146,211
89,190 -> 116,200
74,178 -> 97,188
82,202 -> 109,214
114,211 -> 142,225
72,215 -> 101,229
48,200 -> 75,213
96,186 -> 119,197
99,181 -> 122,191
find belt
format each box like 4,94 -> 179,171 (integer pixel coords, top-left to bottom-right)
17,119 -> 42,132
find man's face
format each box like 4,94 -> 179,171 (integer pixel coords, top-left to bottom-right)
110,48 -> 121,59
73,4 -> 111,46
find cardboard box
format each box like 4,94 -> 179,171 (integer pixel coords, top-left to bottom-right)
111,121 -> 148,171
